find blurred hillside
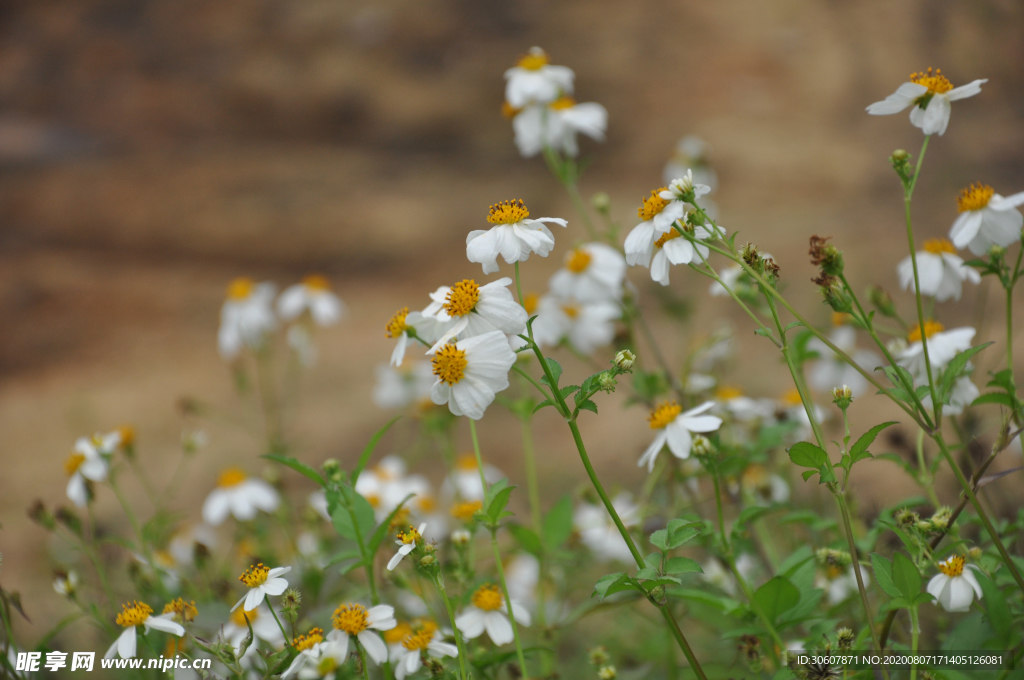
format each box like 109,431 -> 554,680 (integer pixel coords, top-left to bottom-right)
1,0 -> 1023,631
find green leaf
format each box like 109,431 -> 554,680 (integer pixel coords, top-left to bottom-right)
592,573 -> 639,600
788,442 -> 828,468
972,392 -> 1014,407
325,549 -> 361,567
352,416 -> 401,485
665,557 -> 703,575
940,342 -> 992,397
331,490 -> 376,544
649,529 -> 669,552
542,496 -> 574,551
507,524 -> 543,556
532,399 -> 554,413
483,478 -> 516,520
817,464 -> 837,485
891,552 -> 922,600
753,576 -> 800,624
974,571 -> 1010,642
540,358 -> 563,388
577,399 -> 598,415
665,519 -> 702,549
849,421 -> 898,463
561,385 -> 581,400
368,494 -> 415,556
263,454 -> 324,486
870,553 -> 902,599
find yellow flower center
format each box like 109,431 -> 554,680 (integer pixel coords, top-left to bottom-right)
118,425 -> 135,447
824,564 -> 844,580
654,230 -> 683,249
239,563 -> 271,588
471,584 -> 504,611
303,274 -> 331,291
908,320 -> 945,343
231,606 -> 259,627
456,454 -> 479,471
364,494 -> 381,508
162,598 -> 198,623
417,495 -> 436,513
910,68 -> 953,95
401,620 -> 439,651
549,95 -> 576,111
638,188 -> 670,221
227,277 -> 255,301
715,386 -> 743,401
388,508 -> 412,531
397,526 -> 421,545
562,304 -> 579,319
501,101 -> 522,119
217,467 -> 248,488
432,344 -> 468,386
782,388 -> 803,407
64,452 -> 87,476
317,658 -> 338,675
450,500 -> 483,522
386,307 -> 410,338
293,628 -> 324,652
443,280 -> 480,317
332,603 -> 369,636
648,402 -> 682,429
923,238 -> 957,255
956,183 -> 994,212
938,555 -> 965,577
384,622 -> 412,645
832,311 -> 850,327
116,601 -> 153,628
565,248 -> 592,273
516,50 -> 549,70
523,293 -> 539,315
487,199 -> 530,225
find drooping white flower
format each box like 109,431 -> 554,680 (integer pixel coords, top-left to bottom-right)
277,275 -> 345,326
504,47 -> 574,108
385,304 -> 452,368
456,584 -> 530,646
373,362 -> 435,410
899,238 -> 981,301
233,564 -> 291,612
949,183 -> 1024,255
510,97 -> 607,158
896,322 -> 976,383
63,433 -> 116,508
866,68 -> 986,136
327,603 -> 396,666
664,136 -> 717,192
202,468 -> 280,525
808,324 -> 880,397
389,620 -> 459,680
549,243 -> 626,303
532,295 -> 620,354
927,556 -> 983,612
429,332 -> 516,420
467,200 -> 568,275
281,629 -> 342,680
574,493 -> 640,565
104,602 -> 185,660
387,523 -> 427,571
649,225 -> 713,286
427,278 -> 528,352
624,186 -> 689,268
638,401 -> 723,472
218,278 -> 277,360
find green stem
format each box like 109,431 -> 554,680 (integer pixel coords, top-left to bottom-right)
358,640 -> 372,680
490,531 -> 530,678
514,262 -> 525,306
267,604 -> 292,645
712,475 -> 727,549
433,575 -> 470,680
909,606 -> 920,680
344,488 -> 379,605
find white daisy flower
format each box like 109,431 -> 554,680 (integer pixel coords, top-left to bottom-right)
232,563 -> 291,613
326,603 -> 396,666
650,225 -> 714,286
53,570 -> 79,598
897,321 -> 976,382
385,305 -> 453,368
713,386 -> 772,423
354,456 -> 413,521
740,464 -> 790,506
387,523 -> 427,571
104,602 -> 185,660
277,275 -> 345,326
218,278 -> 277,360
427,278 -> 528,352
373,362 -> 435,410
899,238 -> 981,301
467,200 -> 568,275
808,324 -> 880,397
63,435 -> 114,508
664,136 -> 717,192
777,389 -> 829,440
815,565 -> 868,605
445,454 -> 504,502
949,183 -> 1024,255
623,187 -> 687,268
504,47 -> 574,108
927,556 -> 983,612
222,605 -> 284,663
532,295 -> 620,354
389,619 -> 459,680
202,467 -> 280,525
574,493 -> 641,564
921,376 -> 980,417
866,68 -> 986,136
510,97 -> 607,158
429,332 -> 516,420
504,555 -> 540,610
456,584 -> 531,646
637,401 -> 723,472
282,628 -> 342,680
549,243 -> 626,303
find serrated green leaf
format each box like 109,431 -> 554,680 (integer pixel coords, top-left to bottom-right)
540,357 -> 563,387
532,399 -> 554,414
561,385 -> 580,400
577,399 -> 598,415
352,416 -> 401,485
870,553 -> 902,599
592,572 -> 638,600
483,478 -> 516,520
649,529 -> 668,552
665,519 -> 702,549
849,421 -> 898,463
788,442 -> 828,468
665,557 -> 703,575
972,392 -> 1014,407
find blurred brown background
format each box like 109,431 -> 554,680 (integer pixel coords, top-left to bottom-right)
2,0 -> 1023,634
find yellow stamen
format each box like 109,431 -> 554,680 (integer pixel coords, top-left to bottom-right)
317,658 -> 338,675
217,467 -> 247,488
487,199 -> 530,225
164,636 -> 187,658
443,280 -> 480,317
831,311 -> 850,327
715,386 -> 743,401
302,274 -> 331,291
549,95 -> 576,110
64,452 -> 87,476
292,628 -> 324,652
397,526 -> 421,546
332,603 -> 369,636
162,598 -> 198,623
116,601 -> 153,628
923,238 -> 957,255
516,50 -> 549,70
654,230 -> 683,249
386,307 -> 410,339
908,320 -> 945,343
910,68 -> 953,95
938,555 -> 966,577
648,402 -> 682,429
565,248 -> 592,273
450,500 -> 483,523
364,494 -> 381,508
471,584 -> 504,611
956,183 -> 994,212
501,101 -> 521,119
238,563 -> 270,588
401,620 -> 439,651
638,188 -> 670,221
230,606 -> 259,627
384,622 -> 412,645
432,344 -> 468,386
523,293 -> 539,316
227,277 -> 255,301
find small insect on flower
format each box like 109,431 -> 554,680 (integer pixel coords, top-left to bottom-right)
927,555 -> 983,612
218,278 -> 277,360
429,332 -> 516,421
466,200 -> 569,275
637,401 -> 723,472
948,183 -> 1024,255
899,238 -> 981,301
232,563 -> 292,612
456,583 -> 531,646
390,619 -> 459,680
897,321 -> 976,383
104,601 -> 185,660
387,523 -> 427,571
866,68 -> 987,136
202,467 -> 280,526
325,603 -> 397,666
504,47 -> 575,108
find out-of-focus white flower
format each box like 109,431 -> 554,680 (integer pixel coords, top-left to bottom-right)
638,401 -> 723,472
549,243 -> 626,303
778,389 -> 829,439
456,584 -> 530,646
429,332 -> 516,420
385,304 -> 452,368
949,183 -> 1024,255
222,605 -> 284,666
686,373 -> 717,394
277,275 -> 345,326
927,556 -> 982,612
709,264 -> 744,296
389,620 -> 459,680
574,493 -> 640,564
218,278 -> 277,360
511,97 -> 607,157
105,602 -> 185,660
203,468 -> 280,525
664,136 -> 717,191
427,278 -> 527,352
504,47 -> 574,108
168,523 -> 217,567
233,564 -> 291,612
740,465 -> 790,505
713,386 -> 772,423
53,570 -> 79,597
899,238 -> 981,301
921,376 -> 980,416
808,324 -> 880,397
866,68 -> 986,136
326,603 -> 396,666
387,523 -> 426,571
897,322 -> 975,382
700,559 -> 736,596
373,362 -> 435,410
467,200 -> 568,275
445,454 -> 503,502
650,226 -> 714,286
816,565 -> 867,605
505,554 -> 540,609
532,295 -> 620,354
64,434 -> 115,508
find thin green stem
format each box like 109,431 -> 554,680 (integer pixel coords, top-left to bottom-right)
909,606 -> 920,680
490,532 -> 530,678
712,475 -> 727,549
267,604 -> 292,645
433,575 -> 470,680
358,640 -> 372,680
514,262 -> 525,305
687,252 -> 779,347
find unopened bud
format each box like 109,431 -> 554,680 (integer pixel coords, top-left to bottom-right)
895,508 -> 920,530
989,244 -> 1006,258
968,546 -> 983,560
820,280 -> 854,314
322,459 -> 340,476
597,372 -> 618,393
837,627 -> 855,651
868,285 -> 898,318
588,646 -> 610,667
692,435 -> 714,457
591,192 -> 611,213
614,350 -> 635,372
891,149 -> 910,162
831,385 -> 853,409
648,584 -> 667,604
451,529 -> 471,546
418,555 -> 436,567
598,666 -> 617,680
930,506 -> 952,531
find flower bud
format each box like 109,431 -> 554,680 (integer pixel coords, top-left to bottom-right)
868,285 -> 898,318
837,627 -> 855,651
321,458 -> 340,476
591,192 -> 611,213
588,646 -> 610,667
891,149 -> 910,162
418,555 -> 436,567
598,666 -> 618,680
597,372 -> 618,393
895,508 -> 919,530
648,584 -> 667,604
831,385 -> 853,409
613,350 -> 636,372
968,546 -> 983,560
451,529 -> 471,546
819,279 -> 854,314
930,506 -> 952,531
692,435 -> 714,457
988,244 -> 1006,259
